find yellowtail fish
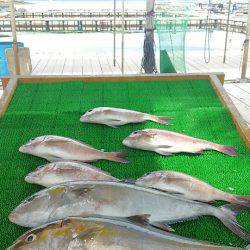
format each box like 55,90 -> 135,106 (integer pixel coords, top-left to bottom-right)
25,161 -> 119,187
7,216 -> 245,250
9,181 -> 250,242
80,107 -> 172,127
136,171 -> 250,206
122,129 -> 238,156
19,135 -> 129,163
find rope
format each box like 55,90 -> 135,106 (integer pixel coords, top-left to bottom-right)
239,40 -> 246,73
204,4 -> 211,64
141,34 -> 157,74
141,9 -> 157,74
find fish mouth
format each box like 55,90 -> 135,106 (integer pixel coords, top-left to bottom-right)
122,138 -> 129,146
8,211 -> 17,223
80,115 -> 88,122
25,173 -> 36,184
19,145 -> 27,153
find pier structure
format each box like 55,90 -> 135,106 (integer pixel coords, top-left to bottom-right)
0,11 -> 248,33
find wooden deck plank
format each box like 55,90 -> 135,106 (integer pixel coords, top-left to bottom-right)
224,83 -> 250,125
129,57 -> 141,72
107,58 -> 122,74
72,55 -> 83,75
62,57 -> 74,75
91,58 -> 102,74
234,83 -> 250,94
82,59 -> 93,75
226,93 -> 250,125
32,57 -> 51,75
43,56 -> 59,75
224,84 -> 250,105
31,57 -> 41,72
52,57 -> 66,75
98,57 -> 108,74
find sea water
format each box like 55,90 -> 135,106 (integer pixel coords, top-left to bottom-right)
15,0 -> 195,12
16,0 -> 147,12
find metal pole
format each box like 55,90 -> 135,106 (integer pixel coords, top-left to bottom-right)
223,0 -> 232,63
113,0 -> 116,67
10,0 -> 20,75
241,0 -> 250,79
121,0 -> 125,74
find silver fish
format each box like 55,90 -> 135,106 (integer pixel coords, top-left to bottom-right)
9,180 -> 250,242
80,107 -> 172,127
25,161 -> 119,187
122,129 -> 238,156
136,171 -> 250,206
7,216 -> 244,250
19,135 -> 129,163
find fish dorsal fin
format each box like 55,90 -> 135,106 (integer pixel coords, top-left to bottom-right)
120,179 -> 136,185
150,222 -> 175,232
127,214 -> 151,225
45,136 -> 96,150
149,187 -> 184,196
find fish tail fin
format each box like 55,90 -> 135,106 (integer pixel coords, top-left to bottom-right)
212,144 -> 238,157
216,204 -> 250,242
106,150 -> 129,164
227,194 -> 250,207
148,115 -> 173,125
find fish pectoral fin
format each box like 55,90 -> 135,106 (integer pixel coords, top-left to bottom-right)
127,214 -> 151,226
106,124 -> 119,128
70,186 -> 95,197
150,222 -> 175,232
155,147 -> 173,156
104,119 -> 123,128
45,154 -> 64,162
193,149 -> 204,155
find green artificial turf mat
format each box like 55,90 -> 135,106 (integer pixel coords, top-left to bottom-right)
0,79 -> 249,249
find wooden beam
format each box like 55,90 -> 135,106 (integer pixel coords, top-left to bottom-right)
17,72 -> 225,84
0,77 -> 18,118
209,75 -> 250,148
10,0 -> 20,75
241,0 -> 250,79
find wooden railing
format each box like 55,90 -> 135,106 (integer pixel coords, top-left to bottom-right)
0,16 -> 247,34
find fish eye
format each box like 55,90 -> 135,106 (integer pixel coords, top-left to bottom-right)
25,234 -> 36,243
29,138 -> 35,142
35,165 -> 44,171
87,109 -> 93,113
25,194 -> 37,203
133,131 -> 139,135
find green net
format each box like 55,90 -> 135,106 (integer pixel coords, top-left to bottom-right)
155,10 -> 189,73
